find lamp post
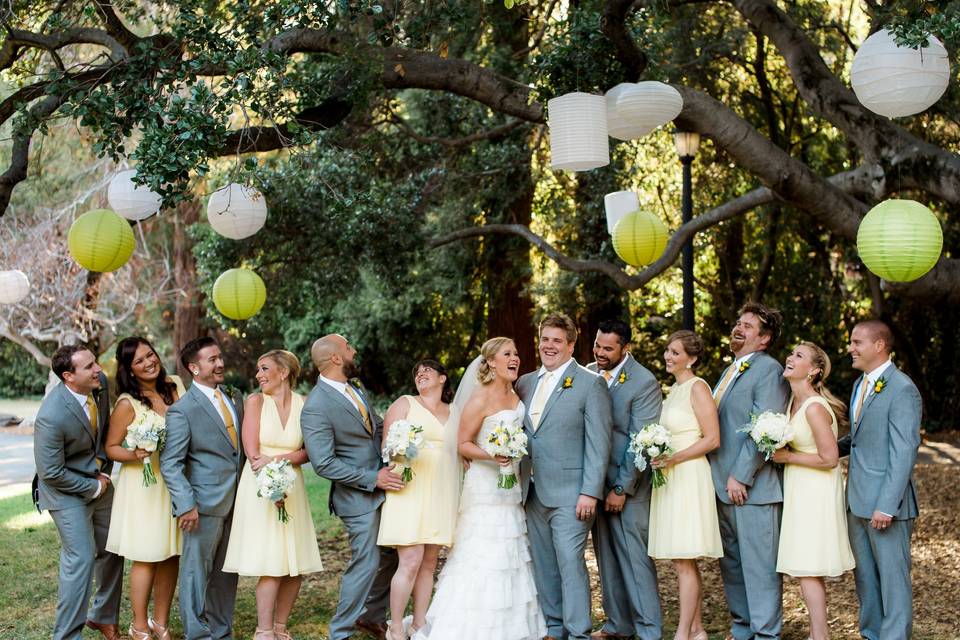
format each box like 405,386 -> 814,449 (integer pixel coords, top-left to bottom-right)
673,131 -> 700,331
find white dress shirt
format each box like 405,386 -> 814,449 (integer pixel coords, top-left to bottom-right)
533,359 -> 572,398
600,356 -> 629,388
319,375 -> 367,417
192,380 -> 239,427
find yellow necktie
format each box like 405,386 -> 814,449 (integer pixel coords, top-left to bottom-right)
854,376 -> 870,424
713,363 -> 738,406
530,372 -> 554,431
602,370 -> 613,382
214,389 -> 238,449
345,385 -> 373,434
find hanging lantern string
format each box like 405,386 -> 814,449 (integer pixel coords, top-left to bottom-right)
136,219 -> 151,260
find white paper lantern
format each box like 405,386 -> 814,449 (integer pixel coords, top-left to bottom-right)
0,270 -> 30,304
605,83 -> 650,140
612,82 -> 684,139
851,28 -> 950,118
604,191 -> 640,235
207,183 -> 268,240
107,169 -> 163,221
549,92 -> 609,171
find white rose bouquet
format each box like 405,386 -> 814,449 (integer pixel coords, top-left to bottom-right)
255,459 -> 297,523
382,419 -> 428,482
482,418 -> 528,489
628,422 -> 674,489
123,411 -> 167,487
739,411 -> 793,460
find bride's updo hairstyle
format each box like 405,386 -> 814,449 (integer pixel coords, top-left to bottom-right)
477,337 -> 514,385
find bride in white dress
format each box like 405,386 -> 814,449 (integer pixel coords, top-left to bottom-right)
411,337 -> 546,640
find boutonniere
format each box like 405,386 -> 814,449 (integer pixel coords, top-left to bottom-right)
738,360 -> 751,374
873,377 -> 886,395
562,376 -> 574,389
617,371 -> 628,385
348,378 -> 363,390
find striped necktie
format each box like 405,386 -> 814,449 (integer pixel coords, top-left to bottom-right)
345,385 -> 373,434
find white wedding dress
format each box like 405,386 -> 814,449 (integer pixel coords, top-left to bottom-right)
413,401 -> 546,640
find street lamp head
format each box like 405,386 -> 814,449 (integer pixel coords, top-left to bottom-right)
673,130 -> 701,159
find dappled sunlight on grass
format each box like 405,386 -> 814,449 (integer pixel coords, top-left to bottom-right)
0,484 -> 52,531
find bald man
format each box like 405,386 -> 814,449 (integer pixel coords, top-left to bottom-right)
301,335 -> 400,640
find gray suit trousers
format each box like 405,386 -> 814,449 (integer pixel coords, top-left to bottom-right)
592,495 -> 661,639
179,514 -> 238,640
328,509 -> 397,640
848,513 -> 914,640
526,484 -> 593,639
49,488 -> 123,640
716,501 -> 782,640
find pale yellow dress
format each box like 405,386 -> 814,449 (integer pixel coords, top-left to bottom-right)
648,377 -> 723,559
106,376 -> 185,562
377,396 -> 459,547
776,396 -> 856,577
222,393 -> 323,577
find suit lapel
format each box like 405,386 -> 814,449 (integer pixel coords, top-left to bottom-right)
318,381 -> 370,436
718,353 -> 756,410
536,360 -> 578,431
189,385 -> 234,449
856,365 -> 896,432
59,384 -> 95,444
609,354 -> 635,394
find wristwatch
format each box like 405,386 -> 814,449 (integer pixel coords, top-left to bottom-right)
613,485 -> 624,496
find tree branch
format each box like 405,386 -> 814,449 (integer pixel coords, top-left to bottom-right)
0,323 -> 52,368
602,0 -> 647,81
0,94 -> 66,216
1,27 -> 127,66
389,114 -> 528,147
91,0 -> 140,54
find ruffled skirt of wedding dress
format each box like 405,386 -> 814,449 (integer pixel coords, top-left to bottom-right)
413,460 -> 546,640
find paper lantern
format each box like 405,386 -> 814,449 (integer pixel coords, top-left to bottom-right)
605,83 -> 650,141
207,183 -> 268,240
851,29 -> 950,118
612,210 -> 669,267
212,268 -> 267,320
612,82 -> 683,139
0,270 -> 30,304
68,209 -> 135,272
107,170 -> 162,221
857,199 -> 943,282
604,191 -> 639,235
548,92 -> 609,171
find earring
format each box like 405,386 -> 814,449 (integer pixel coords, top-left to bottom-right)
686,364 -> 692,369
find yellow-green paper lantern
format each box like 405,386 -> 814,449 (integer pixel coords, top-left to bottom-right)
612,210 -> 669,267
67,209 -> 135,272
857,199 -> 943,282
213,268 -> 266,320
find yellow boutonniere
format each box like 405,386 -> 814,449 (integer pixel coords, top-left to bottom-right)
562,376 -> 573,389
617,371 -> 628,385
738,360 -> 751,374
873,378 -> 886,394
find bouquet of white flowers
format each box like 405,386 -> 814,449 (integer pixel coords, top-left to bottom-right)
627,422 -> 674,489
123,411 -> 167,487
482,418 -> 528,489
382,419 -> 428,482
739,411 -> 793,460
255,459 -> 297,523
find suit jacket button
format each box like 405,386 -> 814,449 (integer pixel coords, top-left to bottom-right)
233,451 -> 238,456
851,443 -> 856,448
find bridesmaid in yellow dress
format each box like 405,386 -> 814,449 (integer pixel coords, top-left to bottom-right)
772,342 -> 855,640
105,337 -> 184,640
223,350 -> 323,640
377,359 -> 459,640
648,330 -> 722,640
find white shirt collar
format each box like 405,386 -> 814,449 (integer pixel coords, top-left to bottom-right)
191,380 -> 219,401
65,385 -> 90,408
319,374 -> 349,394
598,354 -> 629,387
539,357 -> 573,378
863,359 -> 894,384
732,351 -> 758,369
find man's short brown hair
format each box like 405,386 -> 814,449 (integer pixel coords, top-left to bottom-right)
738,301 -> 783,348
539,313 -> 578,343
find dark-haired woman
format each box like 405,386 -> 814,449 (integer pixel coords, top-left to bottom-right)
105,337 -> 184,640
377,360 -> 460,640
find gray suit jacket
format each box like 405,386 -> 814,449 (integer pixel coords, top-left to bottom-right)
517,360 -> 613,508
838,364 -> 921,520
708,351 -> 790,505
301,379 -> 385,518
34,375 -> 111,511
159,384 -> 244,518
587,354 -> 662,498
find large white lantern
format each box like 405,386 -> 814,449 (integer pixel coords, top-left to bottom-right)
612,82 -> 683,139
0,270 -> 30,304
548,92 -> 609,171
851,28 -> 950,118
605,83 -> 649,141
206,183 -> 268,240
604,191 -> 639,235
107,170 -> 163,221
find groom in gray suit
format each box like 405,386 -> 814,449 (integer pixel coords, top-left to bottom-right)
34,345 -> 123,640
301,334 -> 401,640
587,320 -> 662,640
839,320 -> 921,640
518,313 -> 612,640
708,302 -> 789,640
160,337 -> 243,640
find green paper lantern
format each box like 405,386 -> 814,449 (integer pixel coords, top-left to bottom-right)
612,210 -> 669,267
67,209 -> 135,272
857,199 -> 943,282
212,268 -> 267,320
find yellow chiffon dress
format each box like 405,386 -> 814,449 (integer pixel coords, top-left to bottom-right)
106,376 -> 185,562
377,396 -> 459,547
776,396 -> 855,577
223,393 -> 323,577
648,377 -> 723,559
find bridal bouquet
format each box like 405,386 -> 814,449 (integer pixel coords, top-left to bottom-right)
256,459 -> 297,523
740,411 -> 793,460
123,411 -> 167,487
382,420 -> 427,482
628,422 -> 674,489
482,418 -> 528,489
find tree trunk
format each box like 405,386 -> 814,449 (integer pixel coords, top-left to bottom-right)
172,200 -> 203,378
